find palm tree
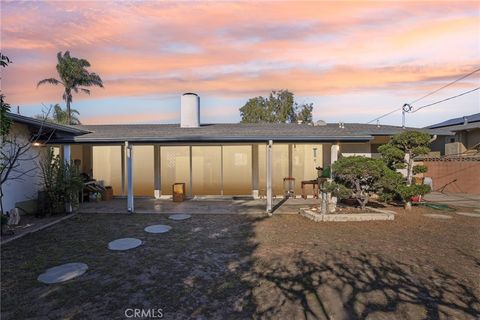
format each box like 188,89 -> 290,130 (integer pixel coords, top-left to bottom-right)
37,51 -> 103,124
35,104 -> 81,125
52,104 -> 81,125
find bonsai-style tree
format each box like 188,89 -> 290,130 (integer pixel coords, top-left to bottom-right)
378,131 -> 432,210
331,156 -> 391,210
37,51 -> 103,124
378,131 -> 431,185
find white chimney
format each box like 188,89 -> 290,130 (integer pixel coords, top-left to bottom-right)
181,93 -> 200,128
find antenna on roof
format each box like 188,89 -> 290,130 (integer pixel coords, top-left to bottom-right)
376,119 -> 380,128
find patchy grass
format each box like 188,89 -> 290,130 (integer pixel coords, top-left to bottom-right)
1,207 -> 479,319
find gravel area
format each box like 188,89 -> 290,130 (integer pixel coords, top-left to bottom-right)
1,205 -> 479,319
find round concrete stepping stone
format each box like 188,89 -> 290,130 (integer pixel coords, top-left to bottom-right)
455,212 -> 480,218
108,238 -> 142,251
168,214 -> 191,221
38,262 -> 88,284
144,224 -> 172,233
423,214 -> 452,219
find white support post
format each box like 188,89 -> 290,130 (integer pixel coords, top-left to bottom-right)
266,140 -> 273,214
121,144 -> 126,196
330,143 -> 339,177
330,143 -> 339,164
63,144 -> 71,164
154,145 -> 161,199
63,144 -> 72,213
126,141 -> 134,213
252,144 -> 259,198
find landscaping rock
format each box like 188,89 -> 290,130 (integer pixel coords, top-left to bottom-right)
38,262 -> 88,284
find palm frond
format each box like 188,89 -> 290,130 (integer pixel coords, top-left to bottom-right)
80,88 -> 91,95
37,78 -> 62,88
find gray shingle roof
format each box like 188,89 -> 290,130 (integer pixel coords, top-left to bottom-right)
51,122 -> 450,144
427,113 -> 480,129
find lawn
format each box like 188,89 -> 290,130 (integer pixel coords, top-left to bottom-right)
1,207 -> 479,319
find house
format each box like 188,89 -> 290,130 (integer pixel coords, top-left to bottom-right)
427,113 -> 480,156
420,113 -> 480,195
4,93 -> 449,212
1,113 -> 88,214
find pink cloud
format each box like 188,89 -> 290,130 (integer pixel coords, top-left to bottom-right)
1,0 -> 479,124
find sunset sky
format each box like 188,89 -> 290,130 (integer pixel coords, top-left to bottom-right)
1,1 -> 479,127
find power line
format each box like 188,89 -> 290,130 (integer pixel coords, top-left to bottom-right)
366,65 -> 480,124
411,87 -> 480,113
366,107 -> 402,124
409,66 -> 480,104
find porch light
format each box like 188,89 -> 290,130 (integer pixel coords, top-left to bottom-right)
32,142 -> 42,147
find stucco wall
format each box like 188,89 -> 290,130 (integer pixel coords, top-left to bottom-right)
1,122 -> 47,213
424,159 -> 480,195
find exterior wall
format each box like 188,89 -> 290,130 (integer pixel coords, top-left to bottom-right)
424,159 -> 480,195
259,143 -> 323,196
92,146 -> 123,196
340,143 -> 372,158
466,128 -> 480,150
1,122 -> 48,213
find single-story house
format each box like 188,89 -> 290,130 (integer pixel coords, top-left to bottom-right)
3,93 -> 450,213
419,113 -> 480,194
426,113 -> 480,156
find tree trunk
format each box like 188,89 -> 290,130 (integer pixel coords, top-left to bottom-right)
0,185 -> 4,215
65,90 -> 72,125
406,151 -> 413,186
405,201 -> 412,210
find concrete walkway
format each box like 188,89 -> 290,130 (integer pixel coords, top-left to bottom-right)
423,192 -> 480,208
79,197 -> 320,214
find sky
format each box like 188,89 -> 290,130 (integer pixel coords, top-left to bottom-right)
1,1 -> 479,127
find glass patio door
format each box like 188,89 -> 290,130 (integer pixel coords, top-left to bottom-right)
192,146 -> 222,195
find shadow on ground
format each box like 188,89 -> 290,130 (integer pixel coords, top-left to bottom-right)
1,212 -> 479,319
240,250 -> 480,319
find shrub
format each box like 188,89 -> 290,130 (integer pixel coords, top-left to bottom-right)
396,184 -> 431,209
40,150 -> 83,214
321,180 -> 351,200
332,156 -> 391,209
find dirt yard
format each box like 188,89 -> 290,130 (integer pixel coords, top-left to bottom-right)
1,206 -> 479,319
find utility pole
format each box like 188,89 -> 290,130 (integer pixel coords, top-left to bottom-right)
402,103 -> 412,129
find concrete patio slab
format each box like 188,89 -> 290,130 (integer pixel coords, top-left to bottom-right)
80,197 -> 321,214
38,263 -> 88,284
455,212 -> 480,218
423,214 -> 452,219
108,238 -> 142,251
144,225 -> 172,233
424,192 -> 480,208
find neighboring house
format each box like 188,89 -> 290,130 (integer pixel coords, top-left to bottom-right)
426,113 -> 480,156
4,93 -> 448,213
1,114 -> 88,214
420,113 -> 480,195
